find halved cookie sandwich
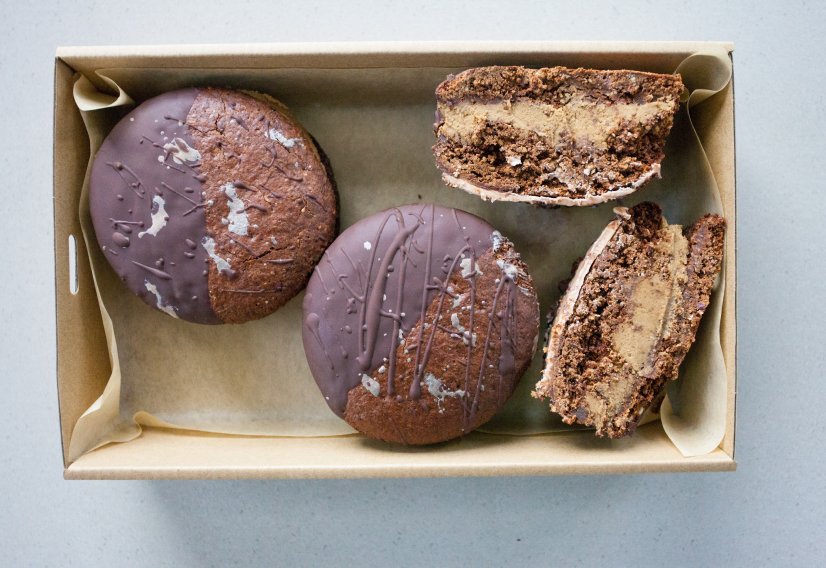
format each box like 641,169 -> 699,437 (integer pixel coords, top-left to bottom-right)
434,66 -> 683,206
533,202 -> 725,437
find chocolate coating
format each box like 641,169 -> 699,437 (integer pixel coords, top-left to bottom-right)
89,88 -> 338,324
302,204 -> 540,445
90,89 -> 217,323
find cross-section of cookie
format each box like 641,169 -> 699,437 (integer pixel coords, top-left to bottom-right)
533,202 -> 725,438
89,87 -> 338,324
302,204 -> 540,445
434,66 -> 684,206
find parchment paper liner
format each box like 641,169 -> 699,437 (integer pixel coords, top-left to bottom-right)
67,51 -> 732,462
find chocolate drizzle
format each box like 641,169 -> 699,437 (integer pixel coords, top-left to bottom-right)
111,232 -> 130,247
302,204 -> 533,431
106,161 -> 146,199
130,260 -> 173,280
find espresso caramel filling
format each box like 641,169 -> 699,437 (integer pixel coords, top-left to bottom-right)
439,98 -> 674,151
610,225 -> 689,374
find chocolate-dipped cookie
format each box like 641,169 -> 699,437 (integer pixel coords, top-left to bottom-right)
89,87 -> 338,324
302,204 -> 540,445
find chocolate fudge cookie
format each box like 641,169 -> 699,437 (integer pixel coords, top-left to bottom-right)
533,202 -> 726,437
303,204 -> 540,445
89,87 -> 337,324
434,66 -> 684,206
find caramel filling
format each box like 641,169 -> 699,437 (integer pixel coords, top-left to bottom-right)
439,98 -> 673,150
585,376 -> 638,427
610,225 -> 689,374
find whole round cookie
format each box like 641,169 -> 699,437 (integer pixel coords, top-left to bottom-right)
89,87 -> 338,324
302,204 -> 540,445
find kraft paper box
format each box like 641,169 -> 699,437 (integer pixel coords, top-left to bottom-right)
53,42 -> 736,479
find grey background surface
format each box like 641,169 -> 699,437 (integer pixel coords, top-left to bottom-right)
2,1 -> 824,566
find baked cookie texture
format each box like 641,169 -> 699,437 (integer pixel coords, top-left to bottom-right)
533,202 -> 725,438
434,66 -> 684,206
89,87 -> 338,324
303,204 -> 540,445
